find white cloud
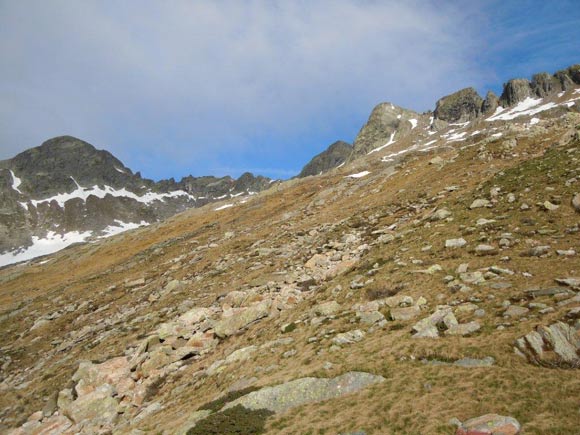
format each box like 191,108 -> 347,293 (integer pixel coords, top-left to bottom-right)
0,1 -> 486,178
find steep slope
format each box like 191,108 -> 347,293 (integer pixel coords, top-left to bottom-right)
297,140 -> 353,178
2,67 -> 580,435
0,136 -> 273,266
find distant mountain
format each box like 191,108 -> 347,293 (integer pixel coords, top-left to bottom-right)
297,140 -> 352,178
0,136 -> 273,265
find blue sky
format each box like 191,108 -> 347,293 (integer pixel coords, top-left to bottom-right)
0,1 -> 579,181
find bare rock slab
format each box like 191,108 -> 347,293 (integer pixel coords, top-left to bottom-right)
223,371 -> 385,414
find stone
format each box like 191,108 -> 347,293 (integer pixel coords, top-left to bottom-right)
298,140 -> 353,178
213,300 -> 271,337
475,244 -> 497,255
469,199 -> 490,209
312,301 -> 341,317
412,308 -> 454,338
379,294 -> 414,308
430,208 -> 452,221
125,278 -> 145,289
460,272 -> 485,285
482,91 -> 499,115
504,306 -> 529,318
72,357 -> 133,399
445,238 -> 467,248
572,193 -> 580,212
520,245 -> 550,257
178,307 -> 211,327
225,345 -> 257,364
390,305 -> 421,321
63,384 -> 120,426
223,371 -> 385,414
332,330 -> 365,345
555,277 -> 580,289
456,413 -> 521,435
446,321 -> 481,336
357,310 -> 385,325
542,200 -> 559,211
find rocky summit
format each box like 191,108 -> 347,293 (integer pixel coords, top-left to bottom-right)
2,64 -> 580,434
0,136 -> 273,266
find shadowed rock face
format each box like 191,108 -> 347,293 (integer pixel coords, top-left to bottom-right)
482,91 -> 499,115
434,88 -> 483,123
298,141 -> 352,178
0,136 -> 272,259
351,102 -> 419,157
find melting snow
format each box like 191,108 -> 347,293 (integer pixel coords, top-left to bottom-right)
336,162 -> 345,169
445,132 -> 467,142
486,97 -> 557,121
368,132 -> 396,154
114,166 -> 126,174
409,119 -> 418,129
24,182 -> 195,208
214,203 -> 234,211
529,117 -> 540,125
346,171 -> 370,178
9,170 -> 23,193
397,114 -> 402,119
470,130 -> 482,136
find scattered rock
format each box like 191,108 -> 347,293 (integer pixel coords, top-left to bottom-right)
390,305 -> 421,321
515,321 -> 580,365
332,330 -> 365,345
470,199 -> 491,209
456,413 -> 521,435
446,238 -> 467,248
213,300 -> 271,338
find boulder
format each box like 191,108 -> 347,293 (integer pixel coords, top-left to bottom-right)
312,301 -> 341,317
572,193 -> 580,212
332,330 -> 365,345
445,238 -> 467,248
223,372 -> 385,414
390,305 -> 421,321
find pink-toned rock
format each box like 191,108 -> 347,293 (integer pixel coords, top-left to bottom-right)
456,414 -> 521,435
73,357 -> 134,399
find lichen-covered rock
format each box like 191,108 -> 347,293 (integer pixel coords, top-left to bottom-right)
434,88 -> 483,123
223,372 -> 385,413
456,414 -> 521,435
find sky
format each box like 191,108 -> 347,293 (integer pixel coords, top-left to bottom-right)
0,1 -> 579,181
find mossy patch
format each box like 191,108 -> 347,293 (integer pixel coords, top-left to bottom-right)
198,387 -> 260,413
186,405 -> 274,435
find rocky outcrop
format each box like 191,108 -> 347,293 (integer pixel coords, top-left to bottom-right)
298,141 -> 352,178
350,102 -> 419,156
499,79 -> 533,107
531,72 -> 559,98
434,88 -> 483,123
515,321 -> 580,366
482,91 -> 499,115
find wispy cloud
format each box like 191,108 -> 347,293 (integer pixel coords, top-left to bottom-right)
2,1 -> 575,180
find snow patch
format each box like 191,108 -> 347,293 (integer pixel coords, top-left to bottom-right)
470,130 -> 481,136
346,171 -> 370,179
215,203 -> 234,211
409,119 -> 418,129
26,182 -> 196,208
368,132 -> 396,154
529,117 -> 540,125
0,230 -> 93,267
9,170 -> 22,193
336,162 -> 345,169
100,220 -> 148,237
114,166 -> 126,174
486,97 -> 557,121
